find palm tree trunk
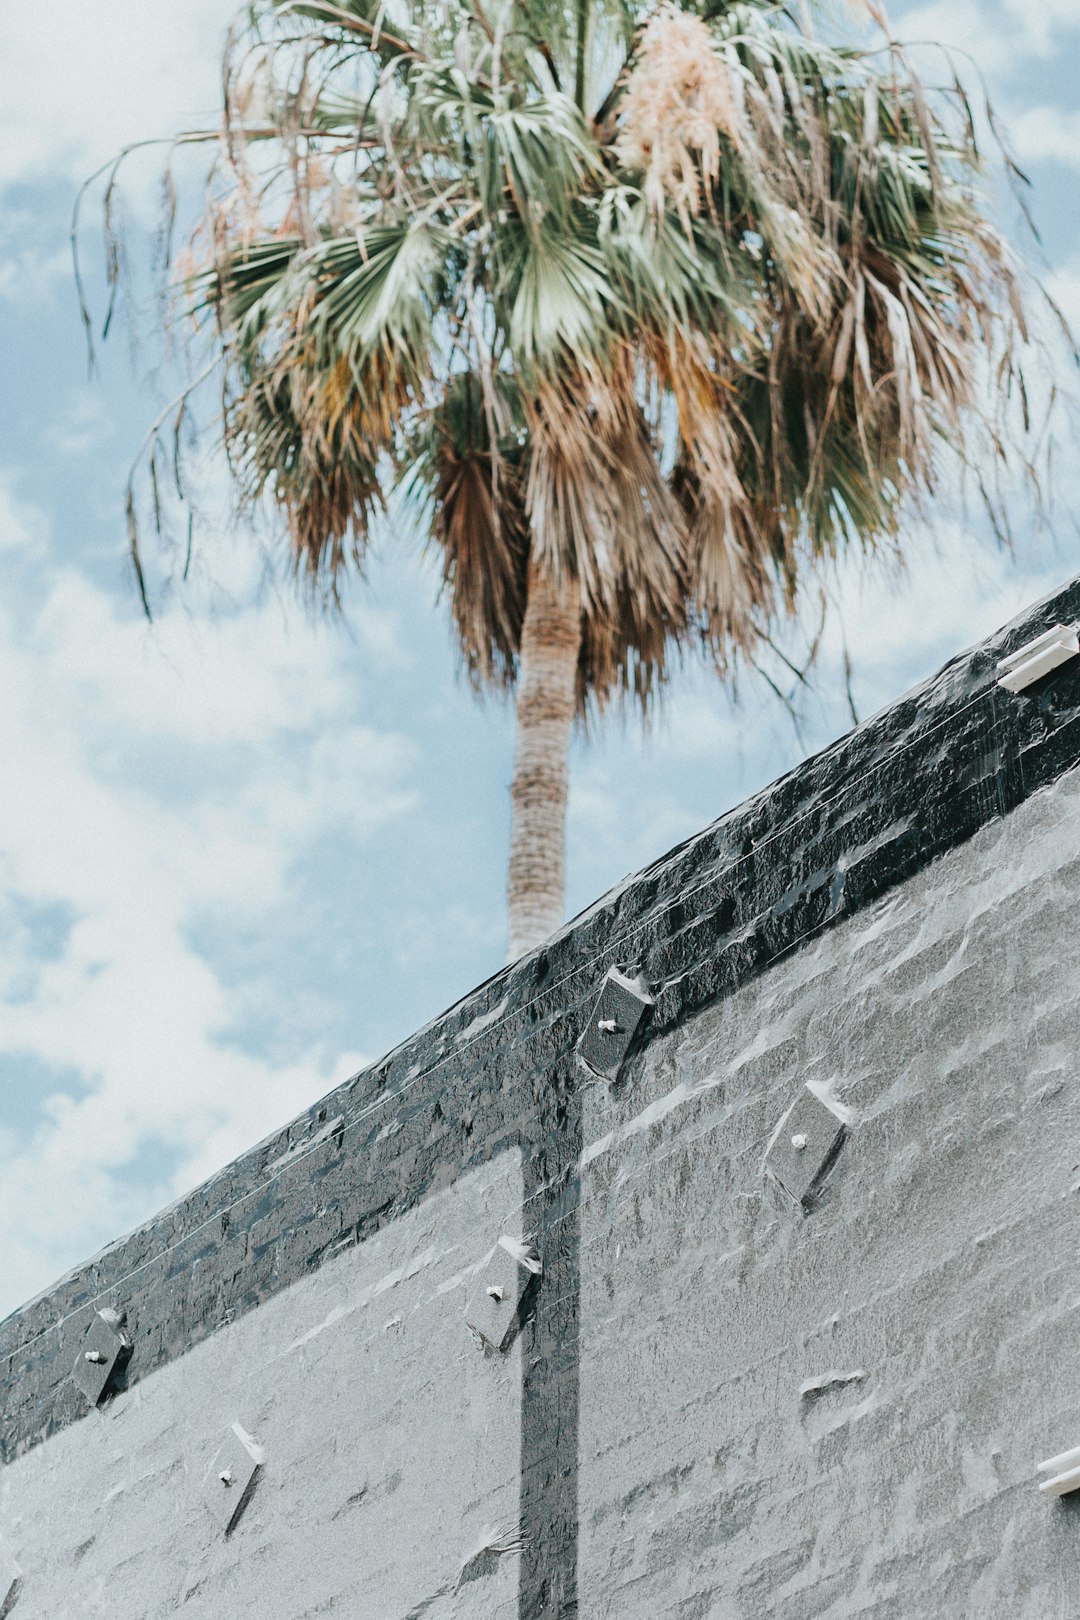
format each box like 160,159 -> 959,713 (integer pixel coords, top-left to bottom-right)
506,560 -> 582,961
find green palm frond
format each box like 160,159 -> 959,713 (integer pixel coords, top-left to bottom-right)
504,216 -> 621,366
302,222 -> 449,368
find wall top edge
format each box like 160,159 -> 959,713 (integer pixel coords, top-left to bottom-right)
3,572 -> 1079,1453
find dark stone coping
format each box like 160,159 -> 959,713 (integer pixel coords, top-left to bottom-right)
3,574 -> 1080,1469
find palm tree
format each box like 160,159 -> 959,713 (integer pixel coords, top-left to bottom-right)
108,0 -> 1041,959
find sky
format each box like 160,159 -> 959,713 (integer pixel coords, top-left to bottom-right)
0,0 -> 1078,1319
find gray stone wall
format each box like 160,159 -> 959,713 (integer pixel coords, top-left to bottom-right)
0,1152 -> 524,1619
4,578 -> 1080,1619
577,763 -> 1080,1619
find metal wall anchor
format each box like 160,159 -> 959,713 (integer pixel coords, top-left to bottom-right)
71,1311 -> 130,1406
465,1237 -> 542,1353
204,1425 -> 262,1536
577,968 -> 653,1083
765,1085 -> 849,1211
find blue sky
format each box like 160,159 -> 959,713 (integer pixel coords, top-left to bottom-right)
0,0 -> 1078,1317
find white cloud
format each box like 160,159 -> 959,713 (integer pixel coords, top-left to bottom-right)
0,243 -> 71,305
895,0 -> 1009,73
1010,106 -> 1080,170
1046,258 -> 1080,332
1001,0 -> 1080,52
895,0 -> 1080,77
0,484 -> 418,1315
0,1 -> 225,200
0,471 -> 48,554
44,391 -> 114,459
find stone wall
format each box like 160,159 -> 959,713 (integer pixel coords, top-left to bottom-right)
3,579 -> 1080,1618
577,766 -> 1080,1617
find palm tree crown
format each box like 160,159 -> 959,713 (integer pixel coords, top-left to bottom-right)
115,0 -> 1041,956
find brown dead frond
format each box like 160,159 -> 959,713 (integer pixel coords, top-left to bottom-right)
426,380 -> 530,690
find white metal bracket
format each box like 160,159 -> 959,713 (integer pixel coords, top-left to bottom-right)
996,625 -> 1079,694
1037,1444 -> 1080,1496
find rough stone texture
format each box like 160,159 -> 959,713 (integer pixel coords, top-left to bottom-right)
0,1153 -> 524,1619
2,576 -> 1080,1618
577,765 -> 1080,1619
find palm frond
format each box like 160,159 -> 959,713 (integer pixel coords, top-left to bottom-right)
406,373 -> 530,689
106,0 -> 1056,689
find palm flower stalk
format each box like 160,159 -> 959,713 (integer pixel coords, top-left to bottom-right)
105,0 -> 1046,959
